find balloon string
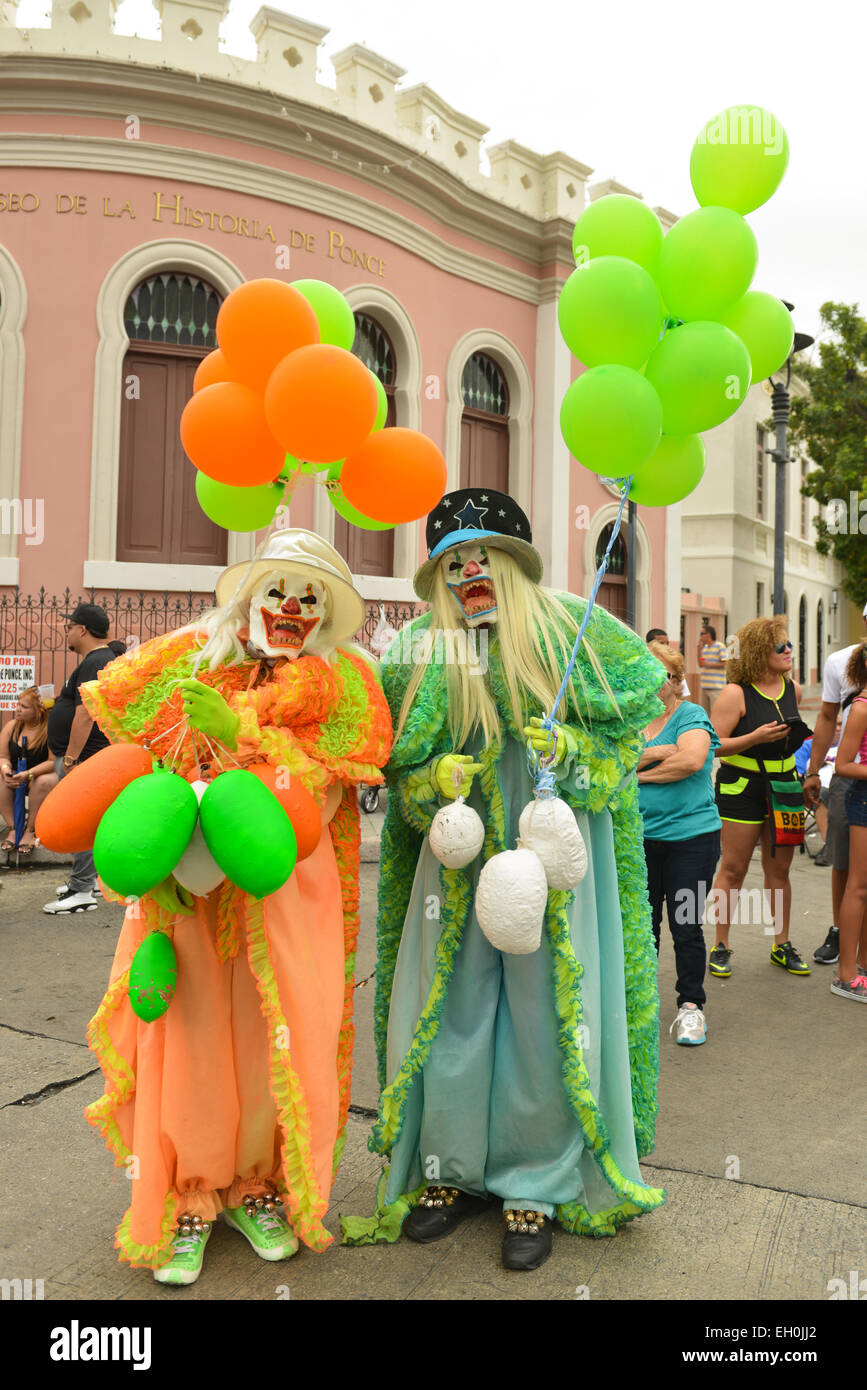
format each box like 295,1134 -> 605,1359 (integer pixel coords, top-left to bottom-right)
527,476 -> 633,792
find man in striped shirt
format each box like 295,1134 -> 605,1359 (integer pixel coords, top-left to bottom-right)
698,626 -> 727,715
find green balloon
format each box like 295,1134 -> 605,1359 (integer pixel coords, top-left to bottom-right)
558,256 -> 664,369
196,472 -> 284,532
372,374 -> 388,431
292,279 -> 356,350
628,434 -> 706,506
572,194 -> 663,274
128,930 -> 178,1023
560,365 -> 663,477
658,207 -> 758,322
690,106 -> 789,215
719,291 -> 794,382
199,770 -> 297,899
644,321 -> 752,435
95,771 -> 199,898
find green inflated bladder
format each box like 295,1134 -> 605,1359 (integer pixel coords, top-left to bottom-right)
94,769 -> 199,898
199,770 -> 297,899
128,930 -> 178,1022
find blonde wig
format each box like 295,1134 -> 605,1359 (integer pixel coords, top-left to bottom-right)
395,547 -> 619,746
725,615 -> 789,686
648,641 -> 685,682
184,592 -> 341,672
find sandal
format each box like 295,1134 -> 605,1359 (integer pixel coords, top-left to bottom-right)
1,835 -> 15,851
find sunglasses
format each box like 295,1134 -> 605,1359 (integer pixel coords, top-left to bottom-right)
775,641 -> 793,653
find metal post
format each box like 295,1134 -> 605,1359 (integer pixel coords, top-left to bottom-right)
626,499 -> 637,630
771,381 -> 790,617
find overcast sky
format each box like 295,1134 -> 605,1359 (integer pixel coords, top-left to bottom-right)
16,0 -> 865,354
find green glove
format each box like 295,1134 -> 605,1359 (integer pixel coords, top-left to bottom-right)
149,876 -> 195,918
434,753 -> 484,800
523,717 -> 567,766
178,678 -> 240,750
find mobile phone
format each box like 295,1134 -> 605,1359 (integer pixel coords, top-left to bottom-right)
783,716 -> 801,727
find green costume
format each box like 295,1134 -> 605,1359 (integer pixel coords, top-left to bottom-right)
342,592 -> 667,1243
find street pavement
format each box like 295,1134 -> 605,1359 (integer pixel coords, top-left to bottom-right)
1,824 -> 864,1303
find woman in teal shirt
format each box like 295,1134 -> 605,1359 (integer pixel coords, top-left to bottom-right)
638,642 -> 721,1046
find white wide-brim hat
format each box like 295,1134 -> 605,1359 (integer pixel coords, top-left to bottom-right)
215,529 -> 365,647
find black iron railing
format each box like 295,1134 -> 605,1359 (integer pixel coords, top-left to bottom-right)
0,588 -> 427,690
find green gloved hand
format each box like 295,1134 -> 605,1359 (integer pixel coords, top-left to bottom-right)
523,717 -> 567,766
149,875 -> 195,918
434,753 -> 484,800
178,678 -> 240,750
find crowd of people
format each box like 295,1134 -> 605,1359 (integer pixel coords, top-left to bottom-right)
640,600 -> 867,1045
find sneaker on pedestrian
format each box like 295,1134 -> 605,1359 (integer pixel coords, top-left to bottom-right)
43,888 -> 98,914
708,943 -> 732,977
830,974 -> 867,1003
770,941 -> 811,975
813,926 -> 839,964
669,1003 -> 707,1046
812,847 -> 831,866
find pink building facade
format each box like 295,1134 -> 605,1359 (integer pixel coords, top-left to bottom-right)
0,4 -> 679,685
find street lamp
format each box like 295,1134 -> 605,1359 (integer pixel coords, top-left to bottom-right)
769,301 -> 814,617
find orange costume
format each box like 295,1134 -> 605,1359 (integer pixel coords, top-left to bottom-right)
81,624 -> 392,1268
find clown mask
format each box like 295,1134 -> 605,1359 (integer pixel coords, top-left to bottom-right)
249,571 -> 328,658
443,543 -> 498,627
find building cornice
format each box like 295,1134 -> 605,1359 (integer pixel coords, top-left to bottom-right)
0,55 -> 579,275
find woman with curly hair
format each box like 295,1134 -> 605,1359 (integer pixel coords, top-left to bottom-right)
829,641 -> 867,1002
707,617 -> 812,979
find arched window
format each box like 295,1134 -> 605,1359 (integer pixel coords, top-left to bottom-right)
816,599 -> 824,682
798,595 -> 807,684
117,273 -> 226,566
595,521 -> 627,622
332,313 -> 396,577
460,351 -> 509,492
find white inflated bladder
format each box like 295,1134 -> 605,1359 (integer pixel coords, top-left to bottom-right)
172,779 -> 226,897
429,795 -> 486,869
518,795 -> 588,890
475,846 -> 548,954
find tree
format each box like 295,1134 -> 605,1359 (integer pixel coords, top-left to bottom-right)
788,302 -> 867,605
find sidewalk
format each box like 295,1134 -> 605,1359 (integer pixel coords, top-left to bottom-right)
1,840 -> 864,1301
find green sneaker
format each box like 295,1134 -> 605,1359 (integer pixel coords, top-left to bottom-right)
770,941 -> 811,975
153,1216 -> 212,1286
223,1194 -> 299,1262
708,943 -> 732,977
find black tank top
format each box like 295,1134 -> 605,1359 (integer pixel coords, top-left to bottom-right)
8,729 -> 46,769
731,680 -> 799,762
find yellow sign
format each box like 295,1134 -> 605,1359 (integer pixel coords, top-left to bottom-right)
0,188 -> 387,276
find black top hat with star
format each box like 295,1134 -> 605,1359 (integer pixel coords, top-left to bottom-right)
413,488 -> 543,601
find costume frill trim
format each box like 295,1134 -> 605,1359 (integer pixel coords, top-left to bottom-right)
339,1168 -> 427,1246
243,896 -> 332,1251
546,887 -> 665,1235
370,862 -> 472,1154
327,785 -> 361,1179
84,896 -> 182,1269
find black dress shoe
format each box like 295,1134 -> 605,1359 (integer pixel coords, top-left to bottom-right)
404,1186 -> 488,1244
501,1209 -> 554,1271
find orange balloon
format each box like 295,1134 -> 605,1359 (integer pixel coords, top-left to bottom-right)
36,743 -> 153,853
248,763 -> 322,862
180,382 -> 285,486
193,350 -> 234,393
341,428 -> 448,523
264,344 -> 379,465
216,279 -> 319,390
